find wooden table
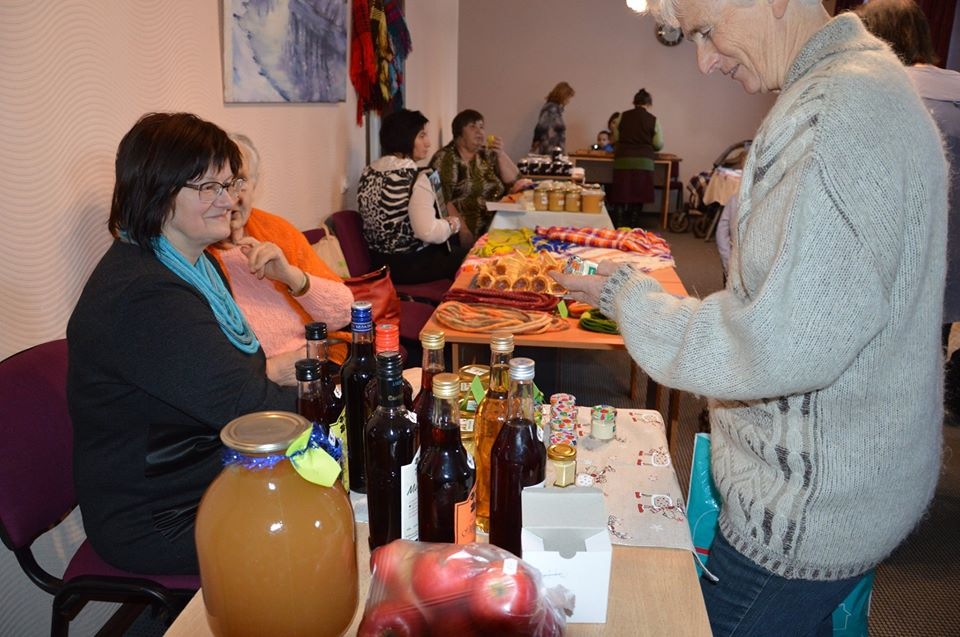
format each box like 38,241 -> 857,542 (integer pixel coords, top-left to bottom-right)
425,268 -> 685,442
569,153 -> 680,230
164,524 -> 710,637
486,202 -> 614,231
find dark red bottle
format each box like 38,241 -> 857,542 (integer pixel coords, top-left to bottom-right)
411,329 -> 446,451
417,372 -> 476,544
295,358 -> 325,425
305,322 -> 343,424
340,301 -> 376,494
489,357 -> 546,558
365,351 -> 420,551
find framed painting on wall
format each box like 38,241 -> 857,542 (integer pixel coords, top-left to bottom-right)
223,0 -> 347,103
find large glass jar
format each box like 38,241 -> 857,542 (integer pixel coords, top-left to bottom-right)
196,411 -> 358,637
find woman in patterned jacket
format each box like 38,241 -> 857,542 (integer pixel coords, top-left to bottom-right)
357,109 -> 468,284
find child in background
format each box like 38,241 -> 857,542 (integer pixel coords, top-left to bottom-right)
594,130 -> 614,152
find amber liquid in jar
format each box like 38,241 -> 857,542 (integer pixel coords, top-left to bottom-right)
473,333 -> 514,533
196,412 -> 358,637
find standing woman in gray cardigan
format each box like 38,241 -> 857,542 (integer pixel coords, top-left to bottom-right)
554,1 -> 947,635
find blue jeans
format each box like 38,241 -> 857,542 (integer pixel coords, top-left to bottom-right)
700,532 -> 867,637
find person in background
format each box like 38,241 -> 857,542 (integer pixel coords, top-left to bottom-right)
853,0 -> 960,425
595,130 -> 614,152
530,81 -> 575,155
209,133 -> 353,377
608,88 -> 663,226
357,109 -> 469,283
430,109 -> 532,240
608,111 -> 621,144
67,112 -> 297,575
553,1 -> 946,635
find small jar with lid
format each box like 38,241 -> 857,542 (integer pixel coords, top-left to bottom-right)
590,404 -> 617,440
533,184 -> 550,210
547,443 -> 577,487
196,411 -> 358,637
547,188 -> 565,212
564,187 -> 582,212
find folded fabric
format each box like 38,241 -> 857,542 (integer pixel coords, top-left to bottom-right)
535,225 -> 674,262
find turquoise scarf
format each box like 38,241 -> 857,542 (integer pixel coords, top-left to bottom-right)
151,235 -> 260,354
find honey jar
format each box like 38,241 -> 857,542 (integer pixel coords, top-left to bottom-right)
547,443 -> 577,487
547,188 -> 565,212
533,185 -> 550,211
564,188 -> 582,212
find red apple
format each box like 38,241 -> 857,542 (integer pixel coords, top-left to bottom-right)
411,544 -> 478,609
467,558 -> 540,630
358,600 -> 428,637
369,540 -> 419,604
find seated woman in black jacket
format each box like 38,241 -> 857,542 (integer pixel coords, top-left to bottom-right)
67,112 -> 297,575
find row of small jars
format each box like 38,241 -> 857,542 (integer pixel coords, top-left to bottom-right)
533,182 -> 606,213
518,155 -> 573,176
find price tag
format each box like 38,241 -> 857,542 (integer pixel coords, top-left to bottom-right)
471,375 -> 486,404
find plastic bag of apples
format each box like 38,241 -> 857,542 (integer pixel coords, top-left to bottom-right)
358,540 -> 571,637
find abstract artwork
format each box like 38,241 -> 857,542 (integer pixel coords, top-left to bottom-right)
224,0 -> 347,103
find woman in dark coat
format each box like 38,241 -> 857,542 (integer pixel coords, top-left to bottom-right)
608,89 -> 663,226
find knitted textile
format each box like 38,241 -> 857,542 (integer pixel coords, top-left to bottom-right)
599,15 -> 946,580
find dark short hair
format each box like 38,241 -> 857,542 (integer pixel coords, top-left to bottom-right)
108,112 -> 240,251
633,89 -> 652,107
854,0 -> 938,66
380,109 -> 429,156
452,109 -> 484,140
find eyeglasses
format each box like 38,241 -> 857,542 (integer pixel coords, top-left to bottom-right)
182,178 -> 246,203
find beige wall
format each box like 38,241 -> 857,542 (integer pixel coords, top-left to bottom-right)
457,0 -> 776,184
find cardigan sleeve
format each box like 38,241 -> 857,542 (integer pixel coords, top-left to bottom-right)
408,170 -> 453,244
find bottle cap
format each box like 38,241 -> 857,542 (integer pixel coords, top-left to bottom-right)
490,331 -> 514,353
420,329 -> 445,350
304,322 -> 327,341
221,412 -> 311,454
508,357 -> 535,381
351,301 -> 373,332
295,358 -> 321,382
376,351 -> 403,378
547,443 -> 577,461
375,323 -> 400,353
432,372 -> 460,399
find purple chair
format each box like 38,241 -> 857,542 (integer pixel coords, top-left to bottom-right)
0,340 -> 199,636
326,209 -> 453,305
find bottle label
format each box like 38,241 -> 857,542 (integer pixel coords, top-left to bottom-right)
331,408 -> 349,492
454,482 -> 478,544
400,449 -> 420,541
406,411 -> 417,424
536,424 -> 544,443
335,385 -> 342,399
466,451 -> 475,469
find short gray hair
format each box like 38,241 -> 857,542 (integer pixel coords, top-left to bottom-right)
229,132 -> 261,182
646,0 -> 822,29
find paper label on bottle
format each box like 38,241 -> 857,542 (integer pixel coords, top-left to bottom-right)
400,449 -> 420,541
454,482 -> 477,544
406,411 -> 418,424
466,451 -> 475,469
331,408 -> 349,492
335,385 -> 342,399
536,424 -> 544,442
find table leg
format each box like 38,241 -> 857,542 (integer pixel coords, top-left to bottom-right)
666,389 -> 681,450
630,361 -> 640,401
451,343 -> 461,371
661,161 -> 672,230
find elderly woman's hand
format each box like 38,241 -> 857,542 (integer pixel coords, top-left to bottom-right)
266,348 -> 302,387
549,260 -> 620,309
509,178 -> 535,194
236,236 -> 304,291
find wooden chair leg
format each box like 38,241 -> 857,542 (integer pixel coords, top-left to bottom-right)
666,389 -> 681,450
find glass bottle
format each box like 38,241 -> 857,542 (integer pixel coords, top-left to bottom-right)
417,372 -> 477,544
365,351 -> 420,551
196,411 -> 358,637
295,358 -> 325,425
363,323 -> 414,423
305,322 -> 347,487
340,301 -> 376,494
473,331 -> 515,533
412,329 -> 446,451
489,358 -> 546,557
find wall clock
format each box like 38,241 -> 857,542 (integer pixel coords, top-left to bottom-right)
656,23 -> 684,47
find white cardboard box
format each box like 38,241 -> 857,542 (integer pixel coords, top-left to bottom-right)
520,487 -> 612,623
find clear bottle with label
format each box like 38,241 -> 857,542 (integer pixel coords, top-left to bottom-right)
489,357 -> 546,557
417,373 -> 477,544
412,329 -> 446,452
473,331 -> 514,533
340,301 -> 376,493
364,351 -> 420,551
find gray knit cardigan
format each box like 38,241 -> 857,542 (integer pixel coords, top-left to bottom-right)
600,14 -> 946,580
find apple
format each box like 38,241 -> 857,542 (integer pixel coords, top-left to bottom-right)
410,544 -> 478,609
467,558 -> 540,631
358,599 -> 428,637
369,540 -> 419,604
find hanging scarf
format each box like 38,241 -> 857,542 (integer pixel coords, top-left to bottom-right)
151,235 -> 260,354
349,0 -> 377,125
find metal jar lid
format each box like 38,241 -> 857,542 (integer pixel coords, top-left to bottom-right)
547,443 -> 577,461
220,411 -> 311,454
508,357 -> 535,381
490,331 -> 515,353
420,328 -> 445,350
432,373 -> 460,399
